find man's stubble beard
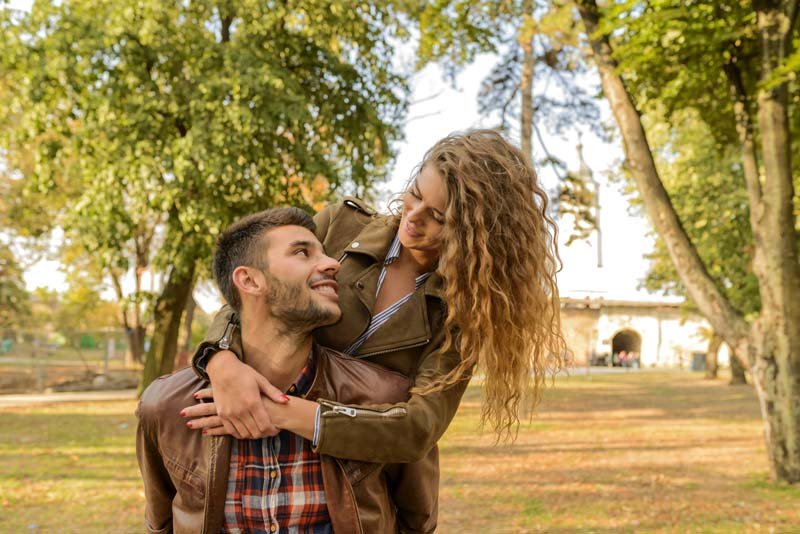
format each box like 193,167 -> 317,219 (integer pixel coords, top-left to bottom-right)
265,274 -> 338,337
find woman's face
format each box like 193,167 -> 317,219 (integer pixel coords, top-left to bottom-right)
398,164 -> 448,255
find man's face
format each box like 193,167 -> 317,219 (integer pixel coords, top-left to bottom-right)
260,225 -> 341,334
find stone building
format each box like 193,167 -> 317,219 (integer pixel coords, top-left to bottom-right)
561,297 -> 730,368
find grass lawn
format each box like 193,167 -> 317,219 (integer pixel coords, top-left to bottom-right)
1,371 -> 799,532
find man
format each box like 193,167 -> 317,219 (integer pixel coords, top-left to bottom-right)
136,207 -> 411,533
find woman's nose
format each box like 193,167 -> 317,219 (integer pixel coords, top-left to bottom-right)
407,204 -> 425,224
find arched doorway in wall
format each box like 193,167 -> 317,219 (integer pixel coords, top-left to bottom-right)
611,329 -> 642,367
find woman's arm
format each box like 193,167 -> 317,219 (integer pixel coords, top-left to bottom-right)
185,332 -> 468,463
315,354 -> 469,463
186,392 -> 319,442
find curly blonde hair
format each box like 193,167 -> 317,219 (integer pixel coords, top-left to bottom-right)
414,129 -> 567,439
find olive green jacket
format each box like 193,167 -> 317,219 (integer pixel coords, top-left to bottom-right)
193,198 -> 470,532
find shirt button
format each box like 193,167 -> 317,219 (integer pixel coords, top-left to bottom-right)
351,241 -> 360,248
356,281 -> 365,289
270,469 -> 278,479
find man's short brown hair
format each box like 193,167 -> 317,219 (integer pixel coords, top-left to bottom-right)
213,207 -> 316,310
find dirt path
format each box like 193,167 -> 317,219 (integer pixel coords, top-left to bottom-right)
0,389 -> 137,409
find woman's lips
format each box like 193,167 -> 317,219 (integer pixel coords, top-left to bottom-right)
405,221 -> 422,238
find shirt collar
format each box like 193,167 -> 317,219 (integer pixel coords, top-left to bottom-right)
384,234 -> 402,265
286,348 -> 317,396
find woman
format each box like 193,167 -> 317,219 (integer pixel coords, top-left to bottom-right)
185,129 -> 565,527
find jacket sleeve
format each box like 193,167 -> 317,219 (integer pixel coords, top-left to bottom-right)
136,400 -> 176,534
189,202 -> 345,379
190,304 -> 240,379
315,331 -> 470,464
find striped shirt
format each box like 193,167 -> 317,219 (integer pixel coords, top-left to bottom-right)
223,355 -> 332,534
344,234 -> 432,355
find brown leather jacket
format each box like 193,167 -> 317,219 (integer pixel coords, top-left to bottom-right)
137,343 -> 411,533
194,198 -> 471,533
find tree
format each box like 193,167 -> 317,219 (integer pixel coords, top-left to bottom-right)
0,243 -> 29,330
1,0 -> 407,393
575,0 -> 800,482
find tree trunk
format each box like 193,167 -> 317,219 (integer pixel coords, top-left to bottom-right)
181,293 -> 196,353
174,293 -> 196,370
730,347 -> 748,385
746,0 -> 800,484
519,2 -> 535,163
111,271 -> 145,365
705,334 -> 722,380
138,264 -> 196,396
575,0 -> 800,482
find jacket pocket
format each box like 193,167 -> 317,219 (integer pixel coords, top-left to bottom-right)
164,455 -> 206,512
340,459 -> 383,486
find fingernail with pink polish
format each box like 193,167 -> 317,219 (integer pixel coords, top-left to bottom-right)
179,410 -> 186,417
186,422 -> 193,428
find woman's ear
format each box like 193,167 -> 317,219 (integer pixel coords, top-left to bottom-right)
231,266 -> 265,298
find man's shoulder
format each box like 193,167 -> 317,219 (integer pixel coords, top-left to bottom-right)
138,367 -> 206,421
316,346 -> 410,404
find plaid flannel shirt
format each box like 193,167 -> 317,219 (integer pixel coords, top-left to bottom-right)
222,355 -> 332,534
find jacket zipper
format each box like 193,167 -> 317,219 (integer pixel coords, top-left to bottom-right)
218,320 -> 237,350
318,399 -> 407,418
357,338 -> 430,359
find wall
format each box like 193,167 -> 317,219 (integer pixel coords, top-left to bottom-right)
561,299 -> 730,367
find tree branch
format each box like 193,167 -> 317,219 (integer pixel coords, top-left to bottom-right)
722,60 -> 763,208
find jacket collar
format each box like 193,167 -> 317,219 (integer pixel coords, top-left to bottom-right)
340,215 -> 398,262
343,214 -> 445,302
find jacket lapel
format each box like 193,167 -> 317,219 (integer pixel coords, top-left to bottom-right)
203,435 -> 232,533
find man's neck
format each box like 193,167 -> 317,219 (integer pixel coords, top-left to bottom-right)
239,313 -> 313,393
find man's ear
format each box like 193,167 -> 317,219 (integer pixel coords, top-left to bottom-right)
231,266 -> 265,297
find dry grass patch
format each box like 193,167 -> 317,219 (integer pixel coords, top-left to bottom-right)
438,370 -> 800,532
0,371 -> 798,532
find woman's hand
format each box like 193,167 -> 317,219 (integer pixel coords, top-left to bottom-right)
182,387 -> 319,441
180,390 -> 229,436
193,350 -> 287,439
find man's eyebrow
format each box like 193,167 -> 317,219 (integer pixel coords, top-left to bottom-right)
288,239 -> 319,249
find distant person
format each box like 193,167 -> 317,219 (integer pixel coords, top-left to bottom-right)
136,208 -> 414,532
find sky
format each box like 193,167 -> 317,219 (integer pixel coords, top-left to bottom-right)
10,1 -> 668,311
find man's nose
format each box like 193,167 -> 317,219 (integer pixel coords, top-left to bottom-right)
319,254 -> 340,276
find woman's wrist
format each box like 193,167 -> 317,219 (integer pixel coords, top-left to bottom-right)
266,398 -> 319,441
206,349 -> 240,380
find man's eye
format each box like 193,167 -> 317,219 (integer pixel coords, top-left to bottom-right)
295,249 -> 309,257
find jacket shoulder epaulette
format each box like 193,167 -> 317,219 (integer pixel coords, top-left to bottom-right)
342,196 -> 377,217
